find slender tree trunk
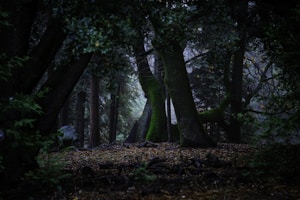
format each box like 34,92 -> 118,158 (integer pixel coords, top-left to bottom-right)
158,41 -> 215,147
58,96 -> 71,128
75,91 -> 86,147
228,36 -> 246,143
166,90 -> 172,142
227,0 -> 248,143
89,73 -> 100,148
109,83 -> 120,143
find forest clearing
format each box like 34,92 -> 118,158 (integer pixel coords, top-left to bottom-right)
3,142 -> 300,199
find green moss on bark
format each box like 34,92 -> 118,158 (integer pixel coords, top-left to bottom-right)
145,78 -> 167,142
198,96 -> 230,123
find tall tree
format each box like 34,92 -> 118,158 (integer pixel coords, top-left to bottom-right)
0,1 -> 84,186
58,96 -> 71,128
134,38 -> 168,142
158,41 -> 215,147
227,0 -> 248,143
149,3 -> 215,147
89,72 -> 101,148
75,91 -> 86,147
109,81 -> 120,143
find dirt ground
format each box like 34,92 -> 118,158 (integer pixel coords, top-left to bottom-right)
4,142 -> 300,199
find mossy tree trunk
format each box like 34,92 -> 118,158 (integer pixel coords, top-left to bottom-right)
198,96 -> 230,133
158,41 -> 215,147
134,39 -> 167,142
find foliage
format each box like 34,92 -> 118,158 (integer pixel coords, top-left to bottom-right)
1,95 -> 41,151
0,11 -> 10,27
150,2 -> 195,49
245,143 -> 300,184
248,74 -> 300,145
262,2 -> 300,77
132,162 -> 157,183
24,152 -> 71,190
0,93 -> 43,177
0,54 -> 29,81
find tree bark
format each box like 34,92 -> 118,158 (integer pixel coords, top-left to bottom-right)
134,39 -> 167,142
109,83 -> 120,143
21,19 -> 67,94
37,53 -> 92,136
58,95 -> 71,128
89,72 -> 100,148
166,90 -> 172,142
227,0 -> 248,143
158,41 -> 215,147
125,99 -> 151,143
228,36 -> 246,143
75,91 -> 86,147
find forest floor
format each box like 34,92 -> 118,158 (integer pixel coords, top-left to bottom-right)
5,142 -> 300,199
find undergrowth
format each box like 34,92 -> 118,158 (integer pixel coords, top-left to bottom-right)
244,143 -> 300,184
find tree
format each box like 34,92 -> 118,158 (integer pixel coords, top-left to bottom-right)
0,0 -> 96,185
0,1 -> 79,186
148,2 -> 215,147
134,38 -> 168,142
89,71 -> 101,148
75,90 -> 87,147
109,77 -> 121,143
125,100 -> 151,143
159,41 -> 215,147
58,96 -> 71,128
37,53 -> 92,136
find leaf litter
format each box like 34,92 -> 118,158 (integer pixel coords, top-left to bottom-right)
17,143 -> 300,199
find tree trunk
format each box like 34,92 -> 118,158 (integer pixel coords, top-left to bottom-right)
0,1 -> 69,188
58,95 -> 71,128
125,99 -> 152,143
166,90 -> 172,142
228,37 -> 246,143
227,0 -> 248,143
109,83 -> 120,143
89,72 -> 100,148
37,53 -> 92,136
134,39 -> 167,142
159,41 -> 215,147
21,19 -> 67,94
75,91 -> 86,147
